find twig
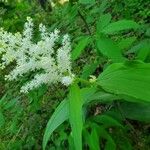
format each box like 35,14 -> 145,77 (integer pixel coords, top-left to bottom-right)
78,10 -> 92,35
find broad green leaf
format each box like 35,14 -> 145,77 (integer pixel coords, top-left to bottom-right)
97,13 -> 112,33
97,37 -> 125,62
86,91 -> 120,104
71,36 -> 90,60
69,83 -> 83,150
97,61 -> 150,102
42,99 -> 69,150
101,20 -> 139,34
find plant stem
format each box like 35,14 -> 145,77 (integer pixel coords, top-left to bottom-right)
78,10 -> 92,35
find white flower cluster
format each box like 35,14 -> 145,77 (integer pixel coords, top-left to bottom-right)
0,17 -> 74,93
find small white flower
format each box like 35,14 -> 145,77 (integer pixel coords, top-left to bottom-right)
0,17 -> 74,93
61,74 -> 75,86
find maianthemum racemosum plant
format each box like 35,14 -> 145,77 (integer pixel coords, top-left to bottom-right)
0,17 -> 74,93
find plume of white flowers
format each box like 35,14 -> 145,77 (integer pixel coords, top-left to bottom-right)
0,17 -> 74,93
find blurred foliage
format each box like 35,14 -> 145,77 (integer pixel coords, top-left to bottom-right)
110,0 -> 150,23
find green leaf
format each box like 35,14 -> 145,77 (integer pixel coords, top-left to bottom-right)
68,135 -> 75,150
126,39 -> 150,61
92,115 -> 123,128
4,98 -> 18,110
0,94 -> 7,106
97,37 -> 125,62
83,128 -> 100,150
127,39 -> 150,54
117,37 -> 137,50
85,122 -> 116,150
99,0 -> 108,15
137,46 -> 150,61
71,36 -> 90,60
119,102 -> 150,122
81,87 -> 98,103
82,87 -> 120,104
79,0 -> 95,4
136,40 -> 150,61
69,83 -> 83,150
81,61 -> 99,79
101,20 -> 139,34
97,125 -> 116,150
86,91 -> 120,104
97,13 -> 112,33
90,128 -> 100,150
105,140 -> 116,150
42,99 -> 69,150
97,61 -> 150,102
